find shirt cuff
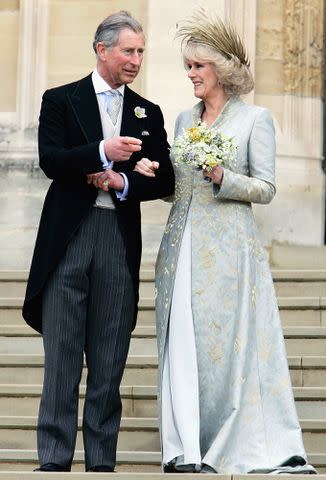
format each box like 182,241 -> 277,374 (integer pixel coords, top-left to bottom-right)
99,140 -> 113,169
116,173 -> 129,201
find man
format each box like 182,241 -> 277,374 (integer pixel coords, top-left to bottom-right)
23,11 -> 174,473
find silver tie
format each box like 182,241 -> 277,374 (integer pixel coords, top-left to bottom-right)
105,90 -> 122,125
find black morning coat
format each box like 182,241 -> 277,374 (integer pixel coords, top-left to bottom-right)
23,73 -> 175,334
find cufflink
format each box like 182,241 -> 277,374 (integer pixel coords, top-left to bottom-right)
141,130 -> 150,136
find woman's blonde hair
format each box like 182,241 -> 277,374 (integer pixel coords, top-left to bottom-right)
177,8 -> 254,96
183,42 -> 254,96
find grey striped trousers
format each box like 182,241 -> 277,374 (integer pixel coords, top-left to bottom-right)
37,207 -> 136,471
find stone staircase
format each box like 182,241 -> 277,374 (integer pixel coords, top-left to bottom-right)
0,267 -> 325,479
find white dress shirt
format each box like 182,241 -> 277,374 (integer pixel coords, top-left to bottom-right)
91,69 -> 129,209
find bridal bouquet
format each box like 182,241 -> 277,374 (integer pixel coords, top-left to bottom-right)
172,121 -> 236,172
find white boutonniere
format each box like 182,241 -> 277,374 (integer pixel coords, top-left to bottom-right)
134,106 -> 147,119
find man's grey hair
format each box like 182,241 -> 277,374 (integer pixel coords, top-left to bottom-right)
93,10 -> 144,53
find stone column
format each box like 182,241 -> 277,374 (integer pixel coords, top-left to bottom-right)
17,0 -> 49,130
0,0 -> 49,168
0,1 -> 19,128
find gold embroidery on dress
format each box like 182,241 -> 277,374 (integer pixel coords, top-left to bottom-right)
250,389 -> 260,406
218,456 -> 228,471
243,411 -> 254,423
248,237 -> 262,260
200,248 -> 216,270
232,375 -> 246,386
271,376 -> 291,396
252,285 -> 257,306
234,336 -> 243,354
209,321 -> 221,334
258,334 -> 272,362
209,339 -> 224,364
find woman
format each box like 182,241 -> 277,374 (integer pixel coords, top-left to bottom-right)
135,10 -> 316,475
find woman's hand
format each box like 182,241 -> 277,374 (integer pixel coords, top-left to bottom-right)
203,165 -> 224,185
134,158 -> 159,177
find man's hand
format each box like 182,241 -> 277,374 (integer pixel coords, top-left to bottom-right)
104,136 -> 142,162
134,158 -> 159,177
87,169 -> 125,191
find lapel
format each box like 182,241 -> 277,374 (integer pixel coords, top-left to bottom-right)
120,86 -> 147,138
69,79 -> 147,142
68,74 -> 103,143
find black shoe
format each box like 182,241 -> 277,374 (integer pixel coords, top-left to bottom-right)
280,456 -> 317,474
34,462 -> 70,472
281,456 -> 306,467
163,463 -> 181,473
87,465 -> 115,472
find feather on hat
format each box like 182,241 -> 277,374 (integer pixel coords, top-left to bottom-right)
176,8 -> 250,67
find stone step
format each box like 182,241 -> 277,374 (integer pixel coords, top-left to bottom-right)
1,327 -> 326,356
0,269 -> 158,297
1,268 -> 325,283
0,416 -> 324,453
0,300 -> 325,329
0,335 -> 159,356
1,296 -> 325,311
0,455 -> 325,474
274,282 -> 326,296
2,281 -> 326,298
0,417 -> 159,452
0,297 -> 156,310
0,385 -> 325,419
0,268 -> 154,283
2,325 -> 326,338
0,354 -> 325,387
0,309 -> 156,328
0,354 -> 158,387
0,279 -> 155,299
269,244 -> 326,269
1,269 -> 326,297
0,465 -> 162,473
2,415 -> 325,431
0,451 -> 161,470
1,309 -> 325,329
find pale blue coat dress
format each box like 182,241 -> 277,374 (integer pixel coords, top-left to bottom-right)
155,96 -> 315,474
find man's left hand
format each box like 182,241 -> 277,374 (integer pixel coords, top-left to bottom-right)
87,170 -> 125,191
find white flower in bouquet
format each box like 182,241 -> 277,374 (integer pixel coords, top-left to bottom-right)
172,121 -> 236,172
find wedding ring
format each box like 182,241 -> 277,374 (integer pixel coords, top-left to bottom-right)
103,180 -> 109,187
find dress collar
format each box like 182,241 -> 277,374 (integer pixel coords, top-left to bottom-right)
192,95 -> 241,128
92,69 -> 125,96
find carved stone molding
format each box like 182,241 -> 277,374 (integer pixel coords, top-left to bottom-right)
284,0 -> 324,97
227,0 -> 257,103
16,0 -> 49,130
227,0 -> 257,73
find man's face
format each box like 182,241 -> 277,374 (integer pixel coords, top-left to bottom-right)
97,28 -> 145,88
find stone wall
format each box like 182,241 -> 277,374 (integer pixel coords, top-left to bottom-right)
254,0 -> 325,246
47,0 -> 146,91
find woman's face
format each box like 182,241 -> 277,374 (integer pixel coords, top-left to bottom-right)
186,59 -> 221,100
